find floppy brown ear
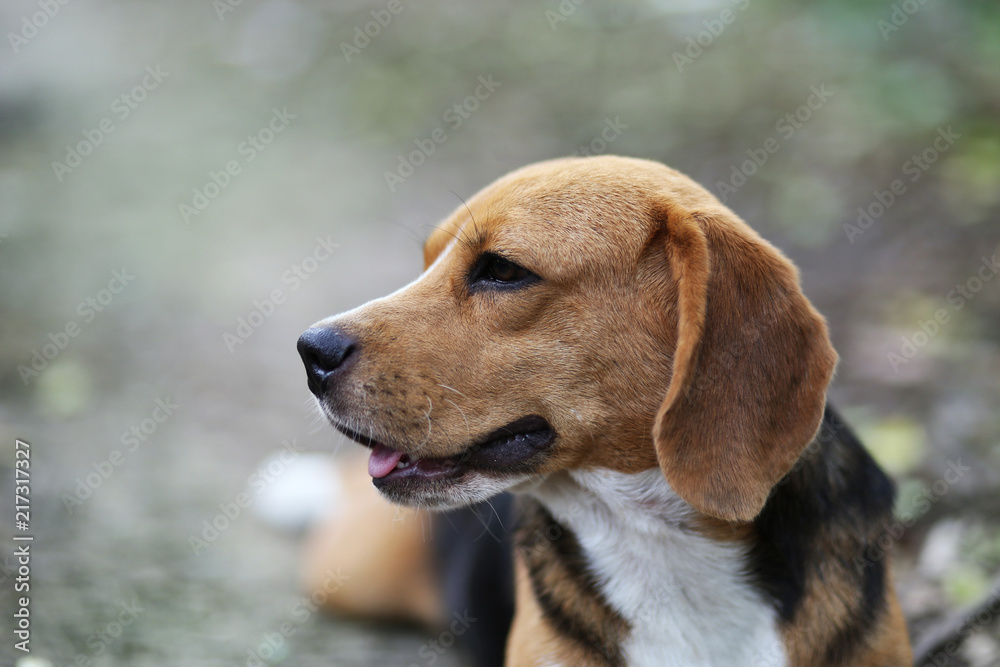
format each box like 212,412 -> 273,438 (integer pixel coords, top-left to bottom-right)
652,201 -> 838,522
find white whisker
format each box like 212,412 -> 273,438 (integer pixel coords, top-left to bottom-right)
437,383 -> 468,398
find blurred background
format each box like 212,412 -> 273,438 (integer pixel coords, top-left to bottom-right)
1,0 -> 999,665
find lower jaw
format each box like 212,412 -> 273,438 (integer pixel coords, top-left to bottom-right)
372,467 -> 532,510
372,475 -> 473,509
371,461 -> 465,488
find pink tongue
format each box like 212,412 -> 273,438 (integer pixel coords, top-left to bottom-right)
368,443 -> 405,478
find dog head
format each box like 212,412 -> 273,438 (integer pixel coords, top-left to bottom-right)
298,156 -> 837,521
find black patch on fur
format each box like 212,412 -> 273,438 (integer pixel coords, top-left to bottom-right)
748,404 -> 897,663
516,499 -> 626,667
435,405 -> 898,666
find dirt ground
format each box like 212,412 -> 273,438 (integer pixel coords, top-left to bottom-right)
2,1 -> 1000,666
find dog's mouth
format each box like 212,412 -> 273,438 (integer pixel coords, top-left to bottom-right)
333,415 -> 555,486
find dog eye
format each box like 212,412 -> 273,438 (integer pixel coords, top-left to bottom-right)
486,257 -> 527,282
470,253 -> 537,289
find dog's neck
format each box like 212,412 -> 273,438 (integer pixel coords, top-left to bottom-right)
527,468 -> 788,667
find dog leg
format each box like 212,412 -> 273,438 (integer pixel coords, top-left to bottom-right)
300,453 -> 443,626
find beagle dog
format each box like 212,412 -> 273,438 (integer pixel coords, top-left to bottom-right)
296,156 -> 912,666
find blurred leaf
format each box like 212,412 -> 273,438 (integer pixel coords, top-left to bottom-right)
896,478 -> 931,520
856,415 -> 927,475
943,562 -> 991,606
964,525 -> 1000,569
942,132 -> 1000,225
35,357 -> 93,419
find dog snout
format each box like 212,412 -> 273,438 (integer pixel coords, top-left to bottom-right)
297,326 -> 357,396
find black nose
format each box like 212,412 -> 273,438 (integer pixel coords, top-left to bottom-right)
297,326 -> 357,396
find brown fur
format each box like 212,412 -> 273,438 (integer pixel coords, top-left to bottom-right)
653,200 -> 839,521
507,553 -> 570,666
512,499 -> 629,666
862,582 -> 913,667
303,156 -> 910,665
781,562 -> 912,666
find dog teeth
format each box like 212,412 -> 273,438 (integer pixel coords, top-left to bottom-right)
396,456 -> 412,469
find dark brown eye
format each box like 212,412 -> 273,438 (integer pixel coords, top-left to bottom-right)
469,253 -> 538,290
485,256 -> 527,283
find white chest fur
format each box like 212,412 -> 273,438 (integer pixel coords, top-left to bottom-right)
529,469 -> 787,667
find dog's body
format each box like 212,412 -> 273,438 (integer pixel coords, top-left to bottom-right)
508,404 -> 909,666
297,156 -> 912,666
